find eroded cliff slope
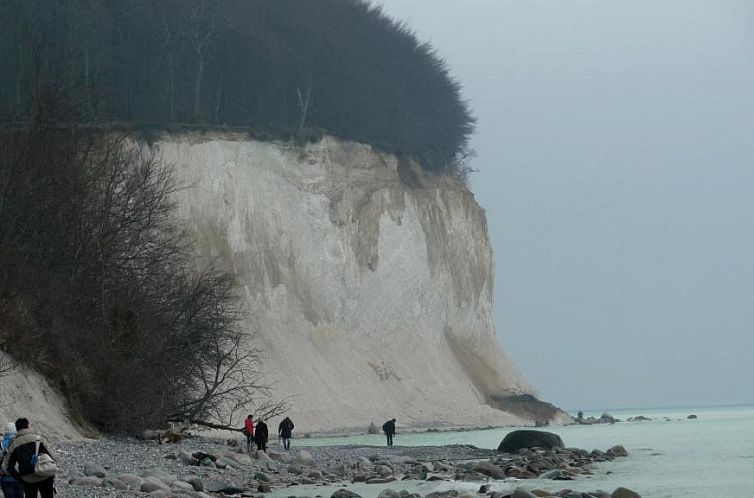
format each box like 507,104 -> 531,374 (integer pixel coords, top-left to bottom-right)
150,133 -> 537,432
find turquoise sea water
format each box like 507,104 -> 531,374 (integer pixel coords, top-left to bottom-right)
295,406 -> 754,498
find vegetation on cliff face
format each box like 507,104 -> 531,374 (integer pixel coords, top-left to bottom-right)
0,0 -> 475,175
0,97 -> 283,434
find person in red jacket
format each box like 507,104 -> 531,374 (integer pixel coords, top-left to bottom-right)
243,415 -> 255,452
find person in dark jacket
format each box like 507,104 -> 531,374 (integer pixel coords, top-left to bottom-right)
0,422 -> 24,498
1,418 -> 56,498
382,418 -> 396,446
277,417 -> 294,450
254,419 -> 269,452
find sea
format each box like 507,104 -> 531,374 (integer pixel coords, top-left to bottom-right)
290,405 -> 754,498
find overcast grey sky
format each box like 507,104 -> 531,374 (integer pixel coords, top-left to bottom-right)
378,1 -> 754,411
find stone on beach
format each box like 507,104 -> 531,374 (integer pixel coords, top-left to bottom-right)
611,487 -> 641,498
294,449 -> 316,466
332,489 -> 363,498
116,472 -> 144,487
377,489 -> 401,498
498,430 -> 565,453
511,487 -> 539,498
83,463 -> 108,477
140,477 -> 170,492
69,476 -> 102,486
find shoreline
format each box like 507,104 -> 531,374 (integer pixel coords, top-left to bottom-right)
57,434 -> 640,498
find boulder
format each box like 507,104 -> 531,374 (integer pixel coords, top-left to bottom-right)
83,464 -> 107,478
142,470 -> 177,485
511,488 -> 538,498
116,473 -> 144,488
368,422 -> 380,434
183,475 -> 204,491
287,464 -> 303,474
538,469 -> 563,480
205,480 -> 244,494
294,449 -> 315,466
258,482 -> 272,493
376,464 -> 393,476
687,414 -> 697,419
366,476 -> 397,484
471,461 -> 506,479
141,478 -> 170,493
268,450 -> 292,463
217,456 -> 245,469
498,430 -> 565,453
69,476 -> 102,487
147,491 -> 171,498
332,490 -> 363,498
606,445 -> 628,457
307,470 -> 323,480
171,480 -> 195,493
612,488 -> 641,498
255,471 -> 271,482
178,449 -> 198,465
378,489 -> 401,498
102,477 -> 129,490
225,452 -> 252,466
589,492 -> 611,498
600,412 -> 617,423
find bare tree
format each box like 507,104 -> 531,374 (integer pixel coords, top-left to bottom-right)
296,75 -> 313,134
188,0 -> 218,119
0,107 -> 285,434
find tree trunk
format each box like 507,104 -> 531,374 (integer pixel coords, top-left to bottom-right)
193,51 -> 204,118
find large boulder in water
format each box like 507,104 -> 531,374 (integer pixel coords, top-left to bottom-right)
497,430 -> 564,453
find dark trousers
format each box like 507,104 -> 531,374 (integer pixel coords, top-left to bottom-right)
22,477 -> 54,498
256,440 -> 267,451
246,434 -> 253,449
281,437 -> 291,450
385,432 -> 393,446
1,478 -> 25,498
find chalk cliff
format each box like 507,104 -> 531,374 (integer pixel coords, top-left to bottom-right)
149,133 -> 540,432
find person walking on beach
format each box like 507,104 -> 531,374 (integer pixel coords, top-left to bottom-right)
278,416 -> 294,450
1,418 -> 57,498
243,414 -> 255,452
0,422 -> 24,498
254,418 -> 269,452
382,418 -> 396,446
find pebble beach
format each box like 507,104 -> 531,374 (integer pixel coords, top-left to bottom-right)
53,435 -> 639,498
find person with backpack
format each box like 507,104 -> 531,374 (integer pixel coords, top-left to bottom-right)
253,418 -> 269,452
382,418 -> 396,446
0,422 -> 24,498
1,418 -> 57,498
277,416 -> 294,450
242,414 -> 255,452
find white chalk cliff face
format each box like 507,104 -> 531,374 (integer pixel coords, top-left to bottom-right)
150,134 -> 536,432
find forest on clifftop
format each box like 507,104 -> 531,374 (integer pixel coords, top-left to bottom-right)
0,0 -> 475,175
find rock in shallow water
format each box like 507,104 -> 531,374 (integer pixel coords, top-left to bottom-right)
611,488 -> 641,498
498,430 -> 565,453
511,488 -> 538,498
332,489 -> 363,498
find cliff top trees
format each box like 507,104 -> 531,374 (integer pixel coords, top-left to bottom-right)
0,0 -> 475,175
